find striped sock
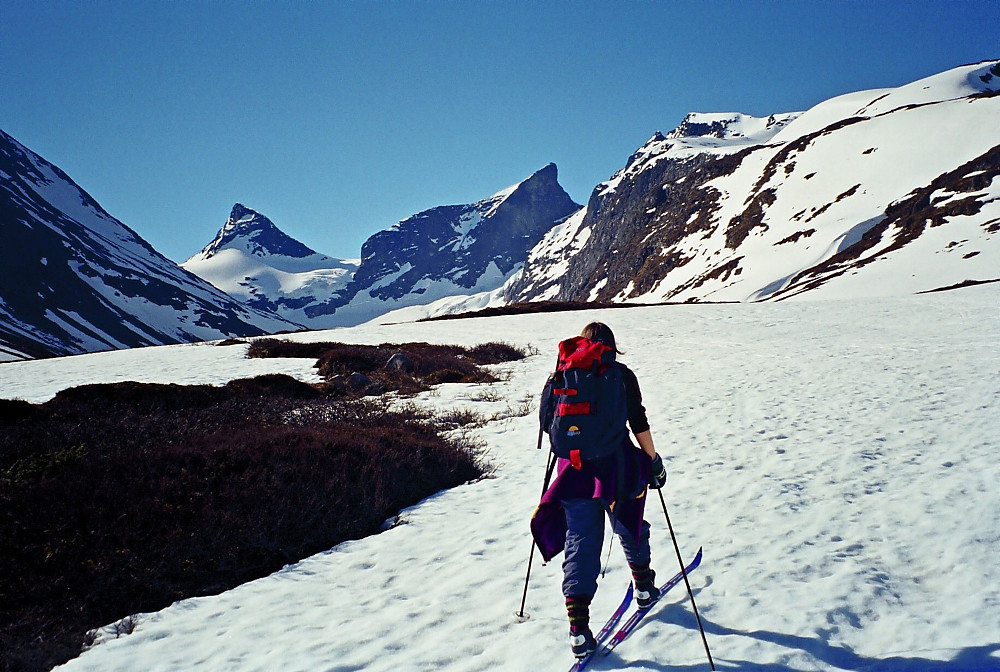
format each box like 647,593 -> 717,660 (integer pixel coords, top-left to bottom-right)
630,565 -> 654,591
565,595 -> 592,632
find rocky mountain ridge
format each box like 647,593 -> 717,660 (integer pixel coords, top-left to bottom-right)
184,164 -> 580,329
4,60 -> 997,360
502,60 -> 1000,306
0,129 -> 298,361
305,162 -> 579,326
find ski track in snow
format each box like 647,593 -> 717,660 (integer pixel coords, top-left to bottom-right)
1,287 -> 998,671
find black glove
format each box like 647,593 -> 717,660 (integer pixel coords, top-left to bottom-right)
649,454 -> 667,489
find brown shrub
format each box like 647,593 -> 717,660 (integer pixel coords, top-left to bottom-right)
246,338 -> 335,360
0,375 -> 484,672
249,340 -> 532,399
0,399 -> 36,425
466,340 -> 532,364
224,373 -> 322,399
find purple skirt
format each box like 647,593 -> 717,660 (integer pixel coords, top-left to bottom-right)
530,441 -> 651,562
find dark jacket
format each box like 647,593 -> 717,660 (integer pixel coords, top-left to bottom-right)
531,363 -> 652,562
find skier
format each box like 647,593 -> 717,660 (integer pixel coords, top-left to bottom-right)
531,322 -> 668,658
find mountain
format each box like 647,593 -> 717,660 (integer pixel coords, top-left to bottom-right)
9,61 -> 995,362
306,162 -> 579,326
0,129 -> 299,362
182,204 -> 358,327
503,60 -> 1000,304
186,164 -> 580,329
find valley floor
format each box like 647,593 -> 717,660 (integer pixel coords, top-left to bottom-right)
2,286 -> 998,671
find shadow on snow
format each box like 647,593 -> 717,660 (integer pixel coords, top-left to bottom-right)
604,591 -> 1000,672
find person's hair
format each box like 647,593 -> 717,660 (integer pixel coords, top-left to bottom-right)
580,322 -> 623,354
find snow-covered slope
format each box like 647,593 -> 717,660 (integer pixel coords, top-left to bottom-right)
2,284 -> 996,671
182,204 -> 358,327
505,61 -> 1000,305
0,129 -> 299,361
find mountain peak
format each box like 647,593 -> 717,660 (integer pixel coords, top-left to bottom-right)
466,164 -> 578,226
529,162 -> 558,180
199,204 -> 318,260
663,111 -> 801,146
668,112 -> 757,140
484,163 -> 562,202
507,61 -> 999,307
229,202 -> 258,223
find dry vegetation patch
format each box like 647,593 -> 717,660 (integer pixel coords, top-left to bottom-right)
1,340 -> 532,672
248,338 -> 530,395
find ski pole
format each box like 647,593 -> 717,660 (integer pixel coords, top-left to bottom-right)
656,488 -> 715,670
515,432 -> 556,620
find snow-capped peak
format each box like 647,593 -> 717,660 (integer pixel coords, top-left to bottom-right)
666,111 -> 801,143
510,59 -> 1000,308
196,203 -> 320,261
596,111 -> 804,198
181,204 -> 359,328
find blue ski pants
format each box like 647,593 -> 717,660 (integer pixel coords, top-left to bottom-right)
561,497 -> 651,598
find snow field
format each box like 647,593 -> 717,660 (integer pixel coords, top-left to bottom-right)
657,91 -> 1000,304
1,287 -> 996,671
0,341 -> 323,404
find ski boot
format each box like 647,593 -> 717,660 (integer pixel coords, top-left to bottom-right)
566,595 -> 596,658
632,565 -> 657,609
569,624 -> 597,659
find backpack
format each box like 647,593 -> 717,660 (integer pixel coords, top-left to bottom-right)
539,336 -> 628,469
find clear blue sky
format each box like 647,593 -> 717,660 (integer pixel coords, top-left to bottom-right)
2,0 -> 997,262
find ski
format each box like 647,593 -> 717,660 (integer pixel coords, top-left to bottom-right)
568,584 -> 633,672
601,546 -> 703,657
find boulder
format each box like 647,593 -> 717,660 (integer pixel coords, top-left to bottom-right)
385,352 -> 415,373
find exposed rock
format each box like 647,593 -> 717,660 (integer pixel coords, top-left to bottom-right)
385,352 -> 415,373
307,163 -> 580,324
199,204 -> 319,260
348,372 -> 371,390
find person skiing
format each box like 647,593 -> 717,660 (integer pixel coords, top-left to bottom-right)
531,321 -> 668,659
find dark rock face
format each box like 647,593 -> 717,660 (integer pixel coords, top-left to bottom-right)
505,149 -> 758,303
307,163 -> 580,319
199,204 -> 319,260
0,129 -> 295,360
512,117 -> 868,304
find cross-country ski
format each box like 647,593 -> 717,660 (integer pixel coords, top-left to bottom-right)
602,547 -> 704,657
